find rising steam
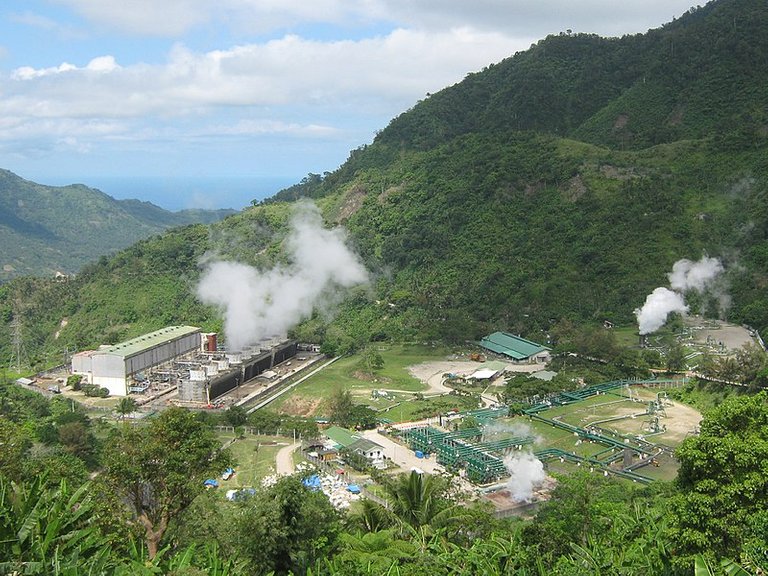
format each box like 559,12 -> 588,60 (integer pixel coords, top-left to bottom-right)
197,200 -> 368,350
504,451 -> 547,502
634,255 -> 725,335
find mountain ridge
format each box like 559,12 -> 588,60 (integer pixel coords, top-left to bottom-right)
2,0 -> 768,365
0,168 -> 236,280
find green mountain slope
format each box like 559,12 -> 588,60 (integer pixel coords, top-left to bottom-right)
2,0 -> 768,367
0,169 -> 235,280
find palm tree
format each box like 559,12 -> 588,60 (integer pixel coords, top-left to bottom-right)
115,396 -> 138,420
383,470 -> 453,529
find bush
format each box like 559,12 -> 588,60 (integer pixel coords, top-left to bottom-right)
67,375 -> 82,391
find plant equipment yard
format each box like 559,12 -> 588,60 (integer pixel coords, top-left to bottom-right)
396,379 -> 700,484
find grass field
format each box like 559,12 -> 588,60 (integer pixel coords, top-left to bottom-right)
216,432 -> 288,488
270,343 -> 459,419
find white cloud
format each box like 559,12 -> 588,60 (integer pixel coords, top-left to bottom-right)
1,0 -> 700,193
5,27 -> 520,118
52,0 -> 696,38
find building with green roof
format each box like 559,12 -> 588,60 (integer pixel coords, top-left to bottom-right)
71,325 -> 201,396
478,332 -> 551,363
324,426 -> 384,462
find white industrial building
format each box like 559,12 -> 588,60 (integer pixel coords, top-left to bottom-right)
71,325 -> 202,396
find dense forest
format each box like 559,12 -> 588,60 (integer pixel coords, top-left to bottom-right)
1,0 -> 768,573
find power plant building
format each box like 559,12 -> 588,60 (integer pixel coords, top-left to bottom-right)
71,325 -> 202,396
177,340 -> 298,404
478,332 -> 551,364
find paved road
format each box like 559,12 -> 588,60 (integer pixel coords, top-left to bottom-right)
360,429 -> 443,474
276,442 -> 300,475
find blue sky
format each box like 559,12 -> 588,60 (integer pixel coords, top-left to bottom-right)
0,1 -> 697,210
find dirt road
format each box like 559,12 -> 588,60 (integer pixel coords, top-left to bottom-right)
276,442 -> 300,475
407,360 -> 547,395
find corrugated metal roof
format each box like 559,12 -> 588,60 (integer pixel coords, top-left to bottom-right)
479,332 -> 550,360
101,325 -> 200,358
324,426 -> 358,448
348,438 -> 383,454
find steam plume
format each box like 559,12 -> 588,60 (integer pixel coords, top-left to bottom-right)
504,451 -> 547,502
634,255 -> 725,335
197,200 -> 368,350
667,256 -> 724,293
635,287 -> 689,336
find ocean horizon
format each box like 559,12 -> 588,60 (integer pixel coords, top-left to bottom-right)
76,175 -> 297,212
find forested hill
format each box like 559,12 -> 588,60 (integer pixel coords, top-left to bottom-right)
262,0 -> 768,347
2,0 -> 768,364
0,169 -> 235,280
377,0 -> 768,152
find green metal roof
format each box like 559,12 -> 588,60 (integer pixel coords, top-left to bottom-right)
479,360 -> 509,372
101,325 -> 200,358
348,438 -> 383,454
324,426 -> 359,449
478,332 -> 550,360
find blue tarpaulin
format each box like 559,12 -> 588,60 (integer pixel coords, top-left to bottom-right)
302,475 -> 322,491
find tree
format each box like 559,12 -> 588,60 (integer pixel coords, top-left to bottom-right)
671,392 -> 768,560
115,396 -> 138,420
237,475 -> 341,575
0,476 -> 117,574
58,421 -> 96,462
101,407 -> 232,558
382,470 -> 454,529
359,345 -> 384,374
224,405 -> 248,427
0,418 -> 30,480
66,374 -> 82,390
329,387 -> 355,427
735,342 -> 767,384
665,341 -> 687,373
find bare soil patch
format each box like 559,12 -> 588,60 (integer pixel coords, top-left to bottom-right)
280,396 -> 323,417
684,316 -> 756,354
407,360 -> 545,395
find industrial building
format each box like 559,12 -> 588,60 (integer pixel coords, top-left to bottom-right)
176,339 -> 298,405
71,325 -> 299,402
71,325 -> 203,396
479,332 -> 551,364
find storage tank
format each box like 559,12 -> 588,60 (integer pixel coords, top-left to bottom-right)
216,358 -> 229,371
190,369 -> 207,382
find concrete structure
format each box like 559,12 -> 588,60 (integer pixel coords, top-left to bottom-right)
479,332 -> 551,364
71,326 -> 201,396
176,340 -> 297,404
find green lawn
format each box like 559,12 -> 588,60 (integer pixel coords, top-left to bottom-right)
217,433 -> 287,488
270,343 -> 458,416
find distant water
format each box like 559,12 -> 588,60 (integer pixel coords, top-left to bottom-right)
81,175 -> 297,212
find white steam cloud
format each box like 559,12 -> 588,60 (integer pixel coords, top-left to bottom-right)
635,287 -> 689,336
504,451 -> 547,502
197,200 -> 368,350
667,256 -> 724,293
634,255 -> 725,335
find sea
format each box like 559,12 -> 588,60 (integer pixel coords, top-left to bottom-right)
81,175 -> 297,212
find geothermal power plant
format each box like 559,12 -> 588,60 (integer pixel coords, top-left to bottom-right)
70,325 -> 298,404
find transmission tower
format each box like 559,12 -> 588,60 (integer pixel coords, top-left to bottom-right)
8,307 -> 28,373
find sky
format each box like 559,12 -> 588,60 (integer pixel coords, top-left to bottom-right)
0,1 -> 698,210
